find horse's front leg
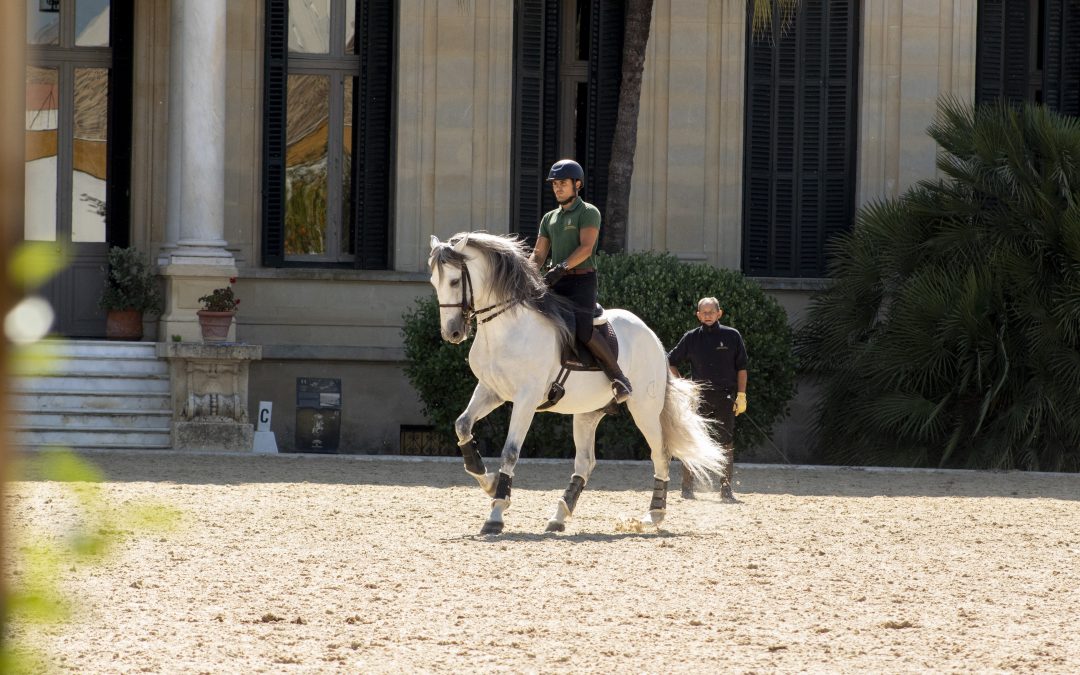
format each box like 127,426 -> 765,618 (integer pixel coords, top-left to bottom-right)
455,383 -> 504,497
481,391 -> 541,535
546,410 -> 604,533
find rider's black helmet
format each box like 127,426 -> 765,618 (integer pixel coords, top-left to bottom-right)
546,159 -> 585,187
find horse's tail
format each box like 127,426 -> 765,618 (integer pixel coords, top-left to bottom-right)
660,375 -> 726,486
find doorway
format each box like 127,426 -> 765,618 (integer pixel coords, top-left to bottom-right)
25,0 -> 133,337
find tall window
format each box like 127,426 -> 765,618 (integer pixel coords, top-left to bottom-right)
558,0 -> 591,161
742,1 -> 859,278
976,0 -> 1080,115
510,0 -> 622,244
263,0 -> 394,268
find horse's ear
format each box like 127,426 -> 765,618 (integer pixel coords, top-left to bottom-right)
452,233 -> 470,253
430,235 -> 441,250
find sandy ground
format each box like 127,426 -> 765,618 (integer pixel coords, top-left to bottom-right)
5,450 -> 1080,674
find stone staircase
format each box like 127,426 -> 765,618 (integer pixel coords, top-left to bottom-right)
11,339 -> 173,451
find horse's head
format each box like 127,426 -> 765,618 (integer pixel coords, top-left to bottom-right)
429,234 -> 482,344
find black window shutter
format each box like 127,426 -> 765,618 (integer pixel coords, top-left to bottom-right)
1043,0 -> 1080,116
976,0 -> 1030,105
585,0 -> 624,224
821,0 -> 859,274
105,0 -> 134,249
262,0 -> 287,266
354,0 -> 394,269
742,1 -> 858,278
511,0 -> 558,244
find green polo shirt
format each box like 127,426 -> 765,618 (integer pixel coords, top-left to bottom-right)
538,198 -> 601,270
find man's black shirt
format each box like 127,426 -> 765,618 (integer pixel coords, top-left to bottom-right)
667,322 -> 748,394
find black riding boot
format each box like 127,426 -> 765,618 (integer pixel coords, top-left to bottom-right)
584,329 -> 632,403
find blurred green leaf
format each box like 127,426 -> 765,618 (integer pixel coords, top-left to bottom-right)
9,241 -> 68,290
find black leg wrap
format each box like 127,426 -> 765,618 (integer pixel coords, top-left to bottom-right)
561,475 -> 586,514
460,439 -> 485,475
649,478 -> 668,511
494,472 -> 513,500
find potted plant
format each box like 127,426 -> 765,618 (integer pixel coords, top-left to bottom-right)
98,246 -> 164,340
196,277 -> 240,343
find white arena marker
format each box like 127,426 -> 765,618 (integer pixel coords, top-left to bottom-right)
253,401 -> 278,453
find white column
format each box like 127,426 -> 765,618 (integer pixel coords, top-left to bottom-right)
159,0 -> 237,342
168,0 -> 232,264
159,0 -> 183,263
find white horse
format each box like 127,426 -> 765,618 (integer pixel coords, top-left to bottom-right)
428,232 -> 726,534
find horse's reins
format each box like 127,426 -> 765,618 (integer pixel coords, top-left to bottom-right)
437,258 -> 518,331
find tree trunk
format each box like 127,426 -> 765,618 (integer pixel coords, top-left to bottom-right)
0,0 -> 25,637
603,0 -> 653,254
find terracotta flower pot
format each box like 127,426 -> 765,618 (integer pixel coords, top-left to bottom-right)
106,309 -> 144,341
196,310 -> 235,343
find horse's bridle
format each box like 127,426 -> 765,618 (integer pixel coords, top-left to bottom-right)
437,259 -> 518,332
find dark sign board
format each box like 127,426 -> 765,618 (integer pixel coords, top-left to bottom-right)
295,378 -> 341,453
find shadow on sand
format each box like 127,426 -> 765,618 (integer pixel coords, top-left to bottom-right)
14,449 -> 1080,501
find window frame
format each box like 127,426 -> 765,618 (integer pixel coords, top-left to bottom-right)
262,0 -> 394,269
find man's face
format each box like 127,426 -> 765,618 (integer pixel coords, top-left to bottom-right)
550,178 -> 579,203
696,305 -> 721,326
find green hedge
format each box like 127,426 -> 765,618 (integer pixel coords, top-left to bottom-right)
402,250 -> 796,459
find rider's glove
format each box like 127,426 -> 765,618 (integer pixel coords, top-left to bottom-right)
733,392 -> 747,416
543,262 -> 569,287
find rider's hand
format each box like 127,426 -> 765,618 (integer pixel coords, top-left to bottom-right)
733,392 -> 747,416
543,262 -> 568,287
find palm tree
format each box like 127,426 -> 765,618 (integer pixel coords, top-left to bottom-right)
603,0 -> 800,253
796,99 -> 1080,472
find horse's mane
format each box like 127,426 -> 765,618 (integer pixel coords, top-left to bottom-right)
430,231 -> 576,346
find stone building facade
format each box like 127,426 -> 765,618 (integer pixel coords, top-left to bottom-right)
23,0 -> 1077,454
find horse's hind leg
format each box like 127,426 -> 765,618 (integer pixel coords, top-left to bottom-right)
630,404 -> 669,527
546,410 -> 604,533
455,384 -> 504,497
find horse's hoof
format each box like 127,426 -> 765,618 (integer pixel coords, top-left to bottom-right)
545,521 -> 565,533
641,509 -> 666,527
480,520 -> 504,535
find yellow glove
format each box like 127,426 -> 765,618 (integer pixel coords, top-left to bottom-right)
733,392 -> 747,416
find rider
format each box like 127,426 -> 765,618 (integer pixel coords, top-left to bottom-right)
529,159 -> 631,404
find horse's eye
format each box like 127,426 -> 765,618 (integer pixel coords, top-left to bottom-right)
449,278 -> 461,287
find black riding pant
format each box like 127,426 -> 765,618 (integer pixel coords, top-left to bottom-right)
550,271 -> 597,344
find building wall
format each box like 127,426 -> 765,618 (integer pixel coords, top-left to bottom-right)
629,0 -> 746,270
395,0 -> 515,272
858,0 -> 977,203
128,1 -> 981,455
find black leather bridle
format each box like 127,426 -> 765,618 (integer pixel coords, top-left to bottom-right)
437,259 -> 518,335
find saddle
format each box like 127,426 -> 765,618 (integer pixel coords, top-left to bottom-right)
536,304 -> 620,411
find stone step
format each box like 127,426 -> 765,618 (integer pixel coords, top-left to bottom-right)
35,357 -> 169,378
11,391 -> 171,411
13,376 -> 170,395
14,427 -> 172,449
13,410 -> 172,430
35,339 -> 159,359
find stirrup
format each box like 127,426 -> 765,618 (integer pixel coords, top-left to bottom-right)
536,381 -> 566,411
611,378 -> 631,404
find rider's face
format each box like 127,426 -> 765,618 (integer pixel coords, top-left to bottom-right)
550,178 -> 578,203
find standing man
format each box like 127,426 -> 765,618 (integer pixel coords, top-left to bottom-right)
529,159 -> 631,404
667,297 -> 748,501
